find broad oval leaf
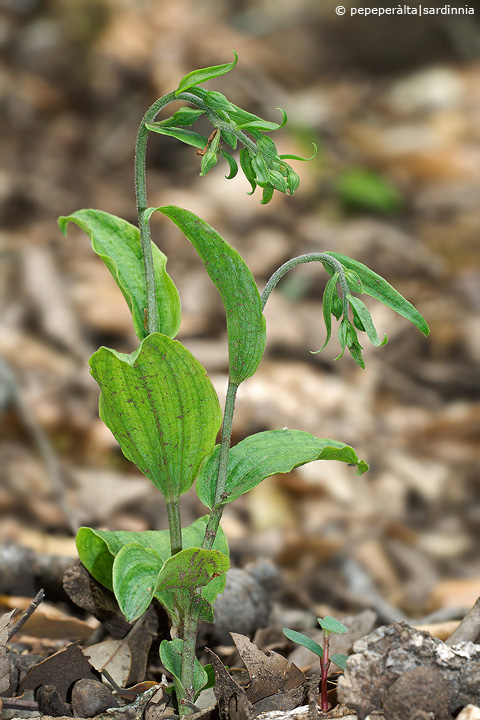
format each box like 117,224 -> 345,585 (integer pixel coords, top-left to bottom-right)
283,628 -> 323,659
89,333 -> 222,500
196,429 -> 369,509
175,52 -> 238,95
76,516 -> 228,597
160,639 -> 208,702
148,206 -> 266,384
113,544 -> 163,622
324,252 -> 430,337
58,210 -> 180,341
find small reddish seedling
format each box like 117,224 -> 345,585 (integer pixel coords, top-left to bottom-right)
284,616 -> 349,712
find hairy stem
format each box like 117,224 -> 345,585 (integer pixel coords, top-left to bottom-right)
135,91 -> 176,334
166,499 -> 183,555
202,380 -> 239,550
179,607 -> 199,716
260,253 -> 350,314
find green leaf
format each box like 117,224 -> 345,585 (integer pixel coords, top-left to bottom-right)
312,272 -> 338,354
283,628 -> 323,659
160,639 -> 208,703
318,616 -> 348,635
222,151 -> 238,179
89,333 -> 222,500
200,148 -> 218,176
157,548 -> 229,593
76,517 -> 228,605
239,148 -> 257,195
261,184 -> 274,205
251,154 -> 270,184
279,145 -> 318,162
175,52 -> 238,95
268,170 -> 288,194
286,167 -> 300,194
331,654 -> 348,671
148,206 -> 266,384
344,269 -> 363,295
324,252 -> 430,337
156,107 -> 204,128
237,108 -> 288,132
220,128 -> 238,150
196,429 -> 369,509
347,295 -> 387,347
256,135 -> 280,160
155,548 -> 229,625
58,210 -> 180,341
145,124 -> 209,150
113,544 -> 163,622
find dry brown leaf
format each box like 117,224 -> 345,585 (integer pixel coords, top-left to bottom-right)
0,610 -> 16,694
231,633 -> 305,704
84,639 -> 132,689
21,641 -> 99,699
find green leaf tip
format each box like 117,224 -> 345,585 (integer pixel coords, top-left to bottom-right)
175,51 -> 238,96
318,615 -> 348,635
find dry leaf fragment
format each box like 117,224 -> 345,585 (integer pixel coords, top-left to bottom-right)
84,639 -> 132,689
0,610 -> 16,694
21,640 -> 99,700
231,633 -> 305,703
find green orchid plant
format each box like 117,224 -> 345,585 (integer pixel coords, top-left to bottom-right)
58,53 -> 429,715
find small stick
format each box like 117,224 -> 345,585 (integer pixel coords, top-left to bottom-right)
445,597 -> 480,645
1,697 -> 39,712
8,588 -> 45,639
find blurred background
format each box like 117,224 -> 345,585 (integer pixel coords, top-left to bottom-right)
1,0 -> 480,632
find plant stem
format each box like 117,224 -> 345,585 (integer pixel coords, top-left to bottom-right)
179,607 -> 199,716
320,633 -> 330,713
166,499 -> 183,555
135,91 -> 176,335
260,253 -> 350,313
202,380 -> 239,550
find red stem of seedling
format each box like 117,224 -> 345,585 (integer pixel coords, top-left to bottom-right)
320,633 -> 330,713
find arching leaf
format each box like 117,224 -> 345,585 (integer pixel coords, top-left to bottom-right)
196,429 -> 369,509
324,252 -> 429,336
58,210 -> 180,341
175,52 -> 238,95
147,206 -> 266,384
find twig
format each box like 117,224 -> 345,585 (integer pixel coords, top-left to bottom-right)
1,697 -> 39,712
445,597 -> 480,645
8,588 -> 45,639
